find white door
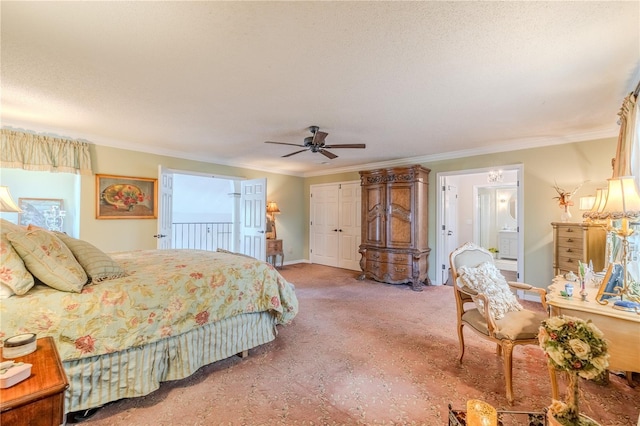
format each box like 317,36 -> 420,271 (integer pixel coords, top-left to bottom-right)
240,178 -> 267,260
310,184 -> 340,266
157,165 -> 174,249
338,182 -> 361,270
442,182 -> 458,284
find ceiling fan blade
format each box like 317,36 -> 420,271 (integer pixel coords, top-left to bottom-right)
320,149 -> 338,159
312,131 -> 328,145
323,144 -> 366,149
282,149 -> 309,158
265,141 -> 305,147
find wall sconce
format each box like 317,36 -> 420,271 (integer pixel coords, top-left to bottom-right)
266,201 -> 280,239
0,186 -> 22,213
487,170 -> 503,183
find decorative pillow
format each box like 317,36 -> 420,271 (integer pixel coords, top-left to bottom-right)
458,261 -> 522,320
53,232 -> 126,282
6,229 -> 88,292
0,219 -> 34,295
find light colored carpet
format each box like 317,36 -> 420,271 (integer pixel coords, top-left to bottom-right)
81,263 -> 639,425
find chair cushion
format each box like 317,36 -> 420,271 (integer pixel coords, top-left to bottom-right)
458,261 -> 522,320
462,308 -> 547,340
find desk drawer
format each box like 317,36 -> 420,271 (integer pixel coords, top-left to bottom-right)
365,251 -> 411,265
266,239 -> 282,252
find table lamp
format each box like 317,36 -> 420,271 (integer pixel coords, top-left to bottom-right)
598,176 -> 640,302
0,186 -> 22,213
266,201 -> 280,239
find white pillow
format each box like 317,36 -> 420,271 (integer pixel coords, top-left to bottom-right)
458,261 -> 522,320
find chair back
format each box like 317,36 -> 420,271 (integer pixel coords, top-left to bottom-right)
449,242 -> 494,314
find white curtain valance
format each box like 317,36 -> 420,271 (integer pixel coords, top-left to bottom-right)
1,129 -> 93,175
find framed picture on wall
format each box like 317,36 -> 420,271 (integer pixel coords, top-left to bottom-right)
96,174 -> 157,219
18,198 -> 64,229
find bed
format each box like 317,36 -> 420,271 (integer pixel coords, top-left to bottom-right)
0,220 -> 298,414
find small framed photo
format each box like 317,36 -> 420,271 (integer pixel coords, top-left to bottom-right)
18,198 -> 64,228
595,263 -> 624,304
96,174 -> 157,219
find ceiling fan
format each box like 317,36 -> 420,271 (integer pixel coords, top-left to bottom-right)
265,126 -> 366,159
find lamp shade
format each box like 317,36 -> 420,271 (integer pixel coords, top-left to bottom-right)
579,196 -> 596,211
600,176 -> 640,219
266,201 -> 280,214
0,186 -> 22,213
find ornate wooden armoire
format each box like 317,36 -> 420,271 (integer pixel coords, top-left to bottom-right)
358,165 -> 431,291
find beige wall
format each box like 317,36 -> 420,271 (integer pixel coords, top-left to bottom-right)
13,136 -> 614,288
82,145 -> 305,255
303,137 -> 617,288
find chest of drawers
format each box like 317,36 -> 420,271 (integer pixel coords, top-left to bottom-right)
551,222 -> 606,276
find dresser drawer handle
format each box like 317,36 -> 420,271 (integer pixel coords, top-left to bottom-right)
566,228 -> 573,232
371,253 -> 380,259
566,238 -> 573,242
566,248 -> 573,253
394,267 -> 406,272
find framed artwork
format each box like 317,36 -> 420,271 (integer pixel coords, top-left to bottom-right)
595,263 -> 624,304
18,198 -> 64,228
96,174 -> 157,219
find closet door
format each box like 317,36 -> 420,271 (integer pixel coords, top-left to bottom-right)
310,185 -> 340,267
337,183 -> 361,270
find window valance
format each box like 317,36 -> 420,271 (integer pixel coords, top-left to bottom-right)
1,129 -> 93,175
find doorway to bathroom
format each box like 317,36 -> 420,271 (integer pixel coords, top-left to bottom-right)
436,165 -> 523,285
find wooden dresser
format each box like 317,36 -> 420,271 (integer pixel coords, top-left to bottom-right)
551,222 -> 607,276
358,165 -> 431,291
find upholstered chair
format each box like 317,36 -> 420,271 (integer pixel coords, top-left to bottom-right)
449,242 -> 548,404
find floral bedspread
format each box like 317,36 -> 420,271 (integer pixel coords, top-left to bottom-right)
0,250 -> 298,361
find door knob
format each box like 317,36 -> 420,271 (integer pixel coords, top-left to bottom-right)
447,230 -> 453,236
153,234 -> 167,239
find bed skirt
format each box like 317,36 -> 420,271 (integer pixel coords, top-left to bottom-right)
63,311 -> 278,413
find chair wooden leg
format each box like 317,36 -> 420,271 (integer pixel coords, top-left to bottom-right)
502,341 -> 515,404
457,322 -> 466,362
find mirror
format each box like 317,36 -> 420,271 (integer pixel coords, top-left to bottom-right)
509,195 -> 516,220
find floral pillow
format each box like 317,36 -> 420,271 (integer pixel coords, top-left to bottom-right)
0,219 -> 34,296
7,229 -> 88,292
53,232 -> 126,282
458,261 -> 522,320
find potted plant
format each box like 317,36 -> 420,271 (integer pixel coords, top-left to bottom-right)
538,315 -> 609,426
488,247 -> 499,258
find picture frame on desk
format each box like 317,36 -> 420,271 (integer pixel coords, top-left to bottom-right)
595,263 -> 623,304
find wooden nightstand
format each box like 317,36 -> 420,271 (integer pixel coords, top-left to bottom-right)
0,337 -> 69,426
266,238 -> 284,268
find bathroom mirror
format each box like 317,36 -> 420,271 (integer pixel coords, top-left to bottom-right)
509,195 -> 516,220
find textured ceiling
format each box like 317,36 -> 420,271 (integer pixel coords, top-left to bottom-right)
2,1 -> 639,177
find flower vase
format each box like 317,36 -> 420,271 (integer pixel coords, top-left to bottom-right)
561,206 -> 572,222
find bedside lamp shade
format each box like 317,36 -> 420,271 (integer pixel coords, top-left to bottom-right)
266,201 -> 280,214
0,186 -> 22,213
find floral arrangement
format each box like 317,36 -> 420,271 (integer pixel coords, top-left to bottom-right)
552,182 -> 583,212
538,315 -> 609,425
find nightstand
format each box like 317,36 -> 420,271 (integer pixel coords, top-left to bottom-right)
266,238 -> 284,268
0,337 -> 69,426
